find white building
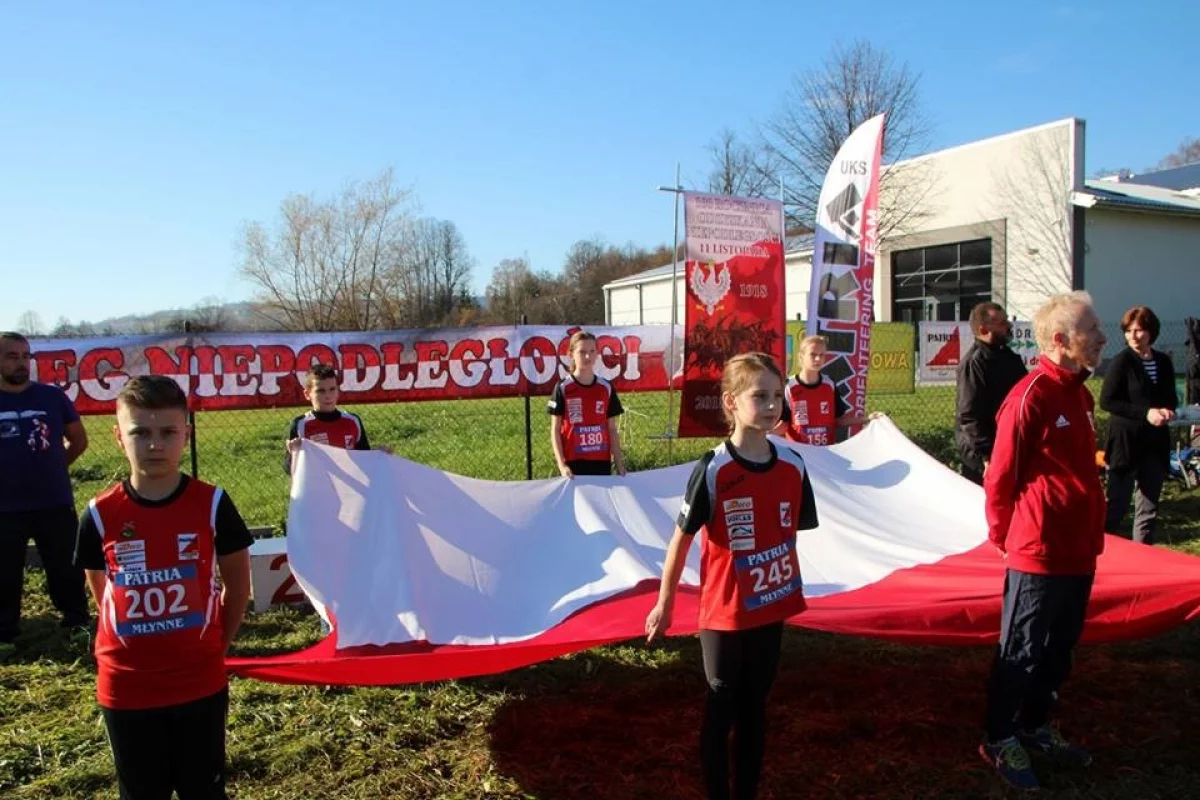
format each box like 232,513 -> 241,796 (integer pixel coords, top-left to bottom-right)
604,119 -> 1200,330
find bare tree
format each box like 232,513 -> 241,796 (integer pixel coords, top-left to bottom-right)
704,129 -> 776,198
760,40 -> 936,237
560,238 -> 675,324
15,310 -> 44,336
484,257 -> 561,323
239,169 -> 416,331
991,131 -> 1074,305
1158,136 -> 1200,169
380,218 -> 475,327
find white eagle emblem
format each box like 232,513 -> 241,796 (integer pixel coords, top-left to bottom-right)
690,261 -> 731,315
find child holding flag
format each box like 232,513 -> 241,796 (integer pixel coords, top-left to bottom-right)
548,331 -> 626,477
777,335 -> 873,445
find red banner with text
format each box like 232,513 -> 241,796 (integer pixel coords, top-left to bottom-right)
25,326 -> 682,415
679,192 -> 786,437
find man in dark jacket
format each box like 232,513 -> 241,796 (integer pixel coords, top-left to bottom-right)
979,291 -> 1107,790
955,302 -> 1028,484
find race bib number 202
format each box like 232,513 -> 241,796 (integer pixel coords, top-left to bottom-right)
112,565 -> 204,637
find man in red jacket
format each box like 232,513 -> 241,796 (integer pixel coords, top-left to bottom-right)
979,291 -> 1107,790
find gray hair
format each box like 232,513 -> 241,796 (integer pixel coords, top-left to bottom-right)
1032,291 -> 1095,354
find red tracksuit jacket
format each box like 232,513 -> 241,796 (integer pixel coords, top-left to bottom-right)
984,356 -> 1106,576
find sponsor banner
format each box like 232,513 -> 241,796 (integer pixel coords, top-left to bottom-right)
866,323 -> 916,395
26,325 -> 682,415
806,114 -> 885,423
918,321 -> 1035,384
679,191 -> 786,437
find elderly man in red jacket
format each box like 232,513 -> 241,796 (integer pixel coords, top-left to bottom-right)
979,291 -> 1107,790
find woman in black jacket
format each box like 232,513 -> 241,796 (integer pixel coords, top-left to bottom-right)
1101,306 -> 1178,544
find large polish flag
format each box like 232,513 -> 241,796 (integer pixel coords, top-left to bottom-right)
228,419 -> 1200,685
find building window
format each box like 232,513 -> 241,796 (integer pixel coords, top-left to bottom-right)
892,238 -> 992,323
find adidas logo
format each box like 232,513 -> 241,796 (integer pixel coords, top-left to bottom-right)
1055,414 -> 1070,428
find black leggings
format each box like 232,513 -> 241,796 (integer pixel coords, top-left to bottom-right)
102,687 -> 230,800
699,622 -> 784,800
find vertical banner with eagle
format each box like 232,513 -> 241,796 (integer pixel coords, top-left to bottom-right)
678,192 -> 785,437
806,114 -> 885,427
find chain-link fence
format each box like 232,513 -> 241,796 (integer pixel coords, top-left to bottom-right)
62,319 -> 1197,530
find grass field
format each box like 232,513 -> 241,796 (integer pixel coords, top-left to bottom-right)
4,386 -> 1199,798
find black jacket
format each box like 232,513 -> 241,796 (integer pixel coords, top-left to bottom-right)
954,339 -> 1028,470
1100,347 -> 1178,469
1186,317 -> 1199,405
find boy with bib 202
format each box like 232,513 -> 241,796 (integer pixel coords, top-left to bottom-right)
74,376 -> 252,800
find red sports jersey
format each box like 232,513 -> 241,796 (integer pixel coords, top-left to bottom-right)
89,480 -> 228,710
291,410 -> 366,450
782,375 -> 843,446
547,376 -> 623,463
678,442 -> 819,630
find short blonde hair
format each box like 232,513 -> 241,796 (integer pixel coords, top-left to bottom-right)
721,352 -> 784,430
798,335 -> 827,354
1032,291 -> 1095,354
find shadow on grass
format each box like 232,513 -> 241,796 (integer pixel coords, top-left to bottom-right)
0,615 -> 95,667
486,625 -> 1200,800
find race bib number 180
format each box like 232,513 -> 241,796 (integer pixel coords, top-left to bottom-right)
572,424 -> 608,455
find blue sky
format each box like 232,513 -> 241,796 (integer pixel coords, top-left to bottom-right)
1,0 -> 1196,332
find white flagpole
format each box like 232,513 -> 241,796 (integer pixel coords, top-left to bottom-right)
656,163 -> 683,447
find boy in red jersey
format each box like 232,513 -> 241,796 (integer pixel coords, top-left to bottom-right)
74,376 -> 252,800
284,364 -> 373,474
548,331 -> 626,477
776,335 -> 873,445
647,352 -> 819,800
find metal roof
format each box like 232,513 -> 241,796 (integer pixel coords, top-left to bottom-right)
1073,180 -> 1200,218
602,234 -> 815,290
1095,162 -> 1200,192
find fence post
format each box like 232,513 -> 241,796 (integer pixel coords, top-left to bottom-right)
521,314 -> 533,480
184,320 -> 199,478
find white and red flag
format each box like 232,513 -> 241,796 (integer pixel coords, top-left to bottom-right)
228,419 -> 1200,686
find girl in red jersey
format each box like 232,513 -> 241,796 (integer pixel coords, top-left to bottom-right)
548,331 -> 626,477
776,335 -> 874,445
646,352 -> 819,800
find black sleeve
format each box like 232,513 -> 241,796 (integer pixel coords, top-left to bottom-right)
955,355 -> 992,462
283,417 -> 300,474
546,382 -> 565,416
676,452 -> 714,535
355,418 -> 371,451
797,472 -> 819,531
215,491 -> 255,556
73,507 -> 106,571
834,388 -> 850,419
1100,351 -> 1148,422
779,398 -> 792,425
607,385 -> 624,417
1160,352 -> 1179,410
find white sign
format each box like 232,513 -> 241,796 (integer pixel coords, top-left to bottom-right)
248,538 -> 307,612
918,321 -> 1036,384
